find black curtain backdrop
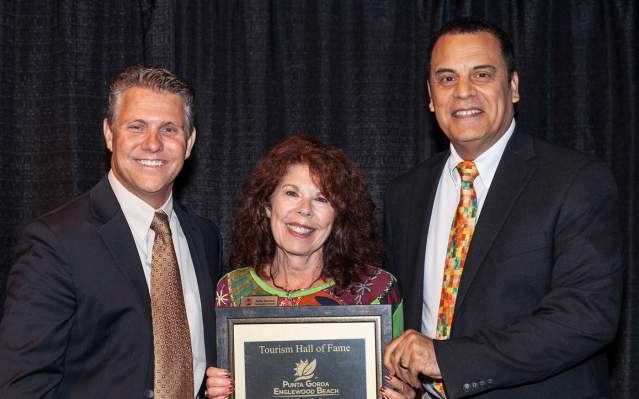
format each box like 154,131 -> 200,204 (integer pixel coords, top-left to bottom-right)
0,0 -> 636,396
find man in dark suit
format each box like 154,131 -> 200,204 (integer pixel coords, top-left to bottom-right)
383,18 -> 623,399
0,66 -> 226,398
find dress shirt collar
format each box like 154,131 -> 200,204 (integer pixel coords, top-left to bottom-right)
107,170 -> 174,244
446,119 -> 516,188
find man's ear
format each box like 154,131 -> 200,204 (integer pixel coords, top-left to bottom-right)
185,128 -> 197,159
510,71 -> 520,104
103,119 -> 114,152
427,81 -> 435,112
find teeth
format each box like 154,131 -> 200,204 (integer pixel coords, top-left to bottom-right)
287,224 -> 314,234
454,109 -> 482,116
138,159 -> 164,166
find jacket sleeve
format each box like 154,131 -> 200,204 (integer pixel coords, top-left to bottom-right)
0,221 -> 76,398
434,162 -> 624,398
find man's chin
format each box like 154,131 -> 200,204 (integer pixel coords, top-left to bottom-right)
132,184 -> 172,206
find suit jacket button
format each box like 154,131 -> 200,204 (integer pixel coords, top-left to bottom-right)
144,389 -> 154,398
487,379 -> 493,384
463,383 -> 471,392
479,380 -> 486,387
472,382 -> 478,389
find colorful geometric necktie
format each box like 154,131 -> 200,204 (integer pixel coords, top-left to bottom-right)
433,161 -> 479,397
150,211 -> 193,399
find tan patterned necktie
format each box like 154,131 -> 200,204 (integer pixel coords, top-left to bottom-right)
150,211 -> 193,399
433,161 -> 479,398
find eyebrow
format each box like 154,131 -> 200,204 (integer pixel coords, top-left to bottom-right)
473,65 -> 497,72
126,119 -> 182,127
280,183 -> 300,190
280,183 -> 325,195
433,68 -> 456,75
433,65 -> 497,75
159,121 -> 182,128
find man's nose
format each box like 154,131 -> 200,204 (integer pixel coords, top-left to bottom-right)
141,130 -> 162,151
454,76 -> 476,98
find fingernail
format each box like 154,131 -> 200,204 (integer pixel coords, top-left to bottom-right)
379,386 -> 386,393
384,374 -> 392,383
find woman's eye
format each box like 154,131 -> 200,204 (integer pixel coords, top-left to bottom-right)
315,196 -> 329,203
285,190 -> 298,197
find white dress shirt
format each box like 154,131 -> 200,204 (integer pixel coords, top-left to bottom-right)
108,171 -> 205,397
421,120 -> 516,338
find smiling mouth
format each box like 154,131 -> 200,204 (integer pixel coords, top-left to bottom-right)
452,108 -> 483,117
287,223 -> 315,235
137,159 -> 166,167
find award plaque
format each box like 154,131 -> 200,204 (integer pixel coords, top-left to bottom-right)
216,305 -> 392,399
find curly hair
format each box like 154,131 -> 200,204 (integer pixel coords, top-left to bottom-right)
230,135 -> 382,289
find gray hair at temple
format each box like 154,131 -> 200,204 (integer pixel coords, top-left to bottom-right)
105,65 -> 195,136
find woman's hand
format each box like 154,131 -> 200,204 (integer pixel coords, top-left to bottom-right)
204,367 -> 234,399
379,374 -> 417,399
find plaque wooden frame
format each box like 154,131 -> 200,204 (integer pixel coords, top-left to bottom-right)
216,305 -> 392,399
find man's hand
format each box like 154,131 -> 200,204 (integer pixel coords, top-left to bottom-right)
383,329 -> 442,387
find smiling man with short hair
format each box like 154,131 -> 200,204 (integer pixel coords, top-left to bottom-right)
383,17 -> 623,399
0,66 -> 223,399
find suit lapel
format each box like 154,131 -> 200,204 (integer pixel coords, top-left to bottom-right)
175,205 -> 216,364
405,153 -> 448,331
454,131 -> 537,314
91,177 -> 152,319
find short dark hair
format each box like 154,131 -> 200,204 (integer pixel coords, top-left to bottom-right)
106,65 -> 195,136
230,135 -> 382,289
427,17 -> 516,81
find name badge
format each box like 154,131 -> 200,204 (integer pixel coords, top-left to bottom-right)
240,296 -> 279,307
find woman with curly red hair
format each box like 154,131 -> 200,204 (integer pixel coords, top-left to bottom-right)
205,135 -> 413,399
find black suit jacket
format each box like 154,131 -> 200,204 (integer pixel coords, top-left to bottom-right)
0,176 -> 223,398
384,130 -> 623,398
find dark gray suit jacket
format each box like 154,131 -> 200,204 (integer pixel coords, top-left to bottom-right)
0,176 -> 222,398
384,130 -> 623,398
